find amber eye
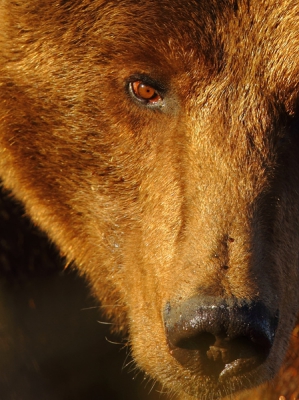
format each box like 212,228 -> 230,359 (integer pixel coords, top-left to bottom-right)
130,81 -> 162,104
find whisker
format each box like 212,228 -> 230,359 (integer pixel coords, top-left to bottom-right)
121,347 -> 132,370
105,336 -> 124,345
81,304 -> 123,311
97,320 -> 114,325
123,358 -> 135,371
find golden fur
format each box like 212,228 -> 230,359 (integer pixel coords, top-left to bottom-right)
1,0 -> 299,398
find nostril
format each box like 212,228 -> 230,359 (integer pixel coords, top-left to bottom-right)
164,297 -> 279,380
174,332 -> 215,351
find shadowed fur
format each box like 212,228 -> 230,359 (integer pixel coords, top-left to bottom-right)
1,0 -> 299,399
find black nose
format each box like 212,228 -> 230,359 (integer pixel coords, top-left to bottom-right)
164,296 -> 279,381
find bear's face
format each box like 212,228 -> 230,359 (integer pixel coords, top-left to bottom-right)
1,0 -> 299,398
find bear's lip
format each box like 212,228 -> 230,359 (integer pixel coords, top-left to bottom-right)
180,356 -> 270,399
177,365 -> 265,400
218,356 -> 261,381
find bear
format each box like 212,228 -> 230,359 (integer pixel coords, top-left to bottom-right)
1,0 -> 299,399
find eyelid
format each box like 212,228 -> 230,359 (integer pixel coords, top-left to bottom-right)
128,74 -> 166,91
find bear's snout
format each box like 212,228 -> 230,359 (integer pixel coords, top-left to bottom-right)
164,296 -> 279,381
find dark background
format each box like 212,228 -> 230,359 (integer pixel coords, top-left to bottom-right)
0,187 -> 164,400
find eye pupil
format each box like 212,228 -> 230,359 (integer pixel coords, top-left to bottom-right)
138,84 -> 154,98
131,81 -> 161,103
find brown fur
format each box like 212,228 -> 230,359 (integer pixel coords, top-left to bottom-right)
1,0 -> 299,398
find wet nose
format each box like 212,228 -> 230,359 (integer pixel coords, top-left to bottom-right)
164,296 -> 279,381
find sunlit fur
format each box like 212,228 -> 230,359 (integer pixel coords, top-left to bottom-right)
1,1 -> 299,399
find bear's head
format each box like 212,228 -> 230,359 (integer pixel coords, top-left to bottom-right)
1,1 -> 299,398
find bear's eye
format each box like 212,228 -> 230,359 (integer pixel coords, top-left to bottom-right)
130,81 -> 162,104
